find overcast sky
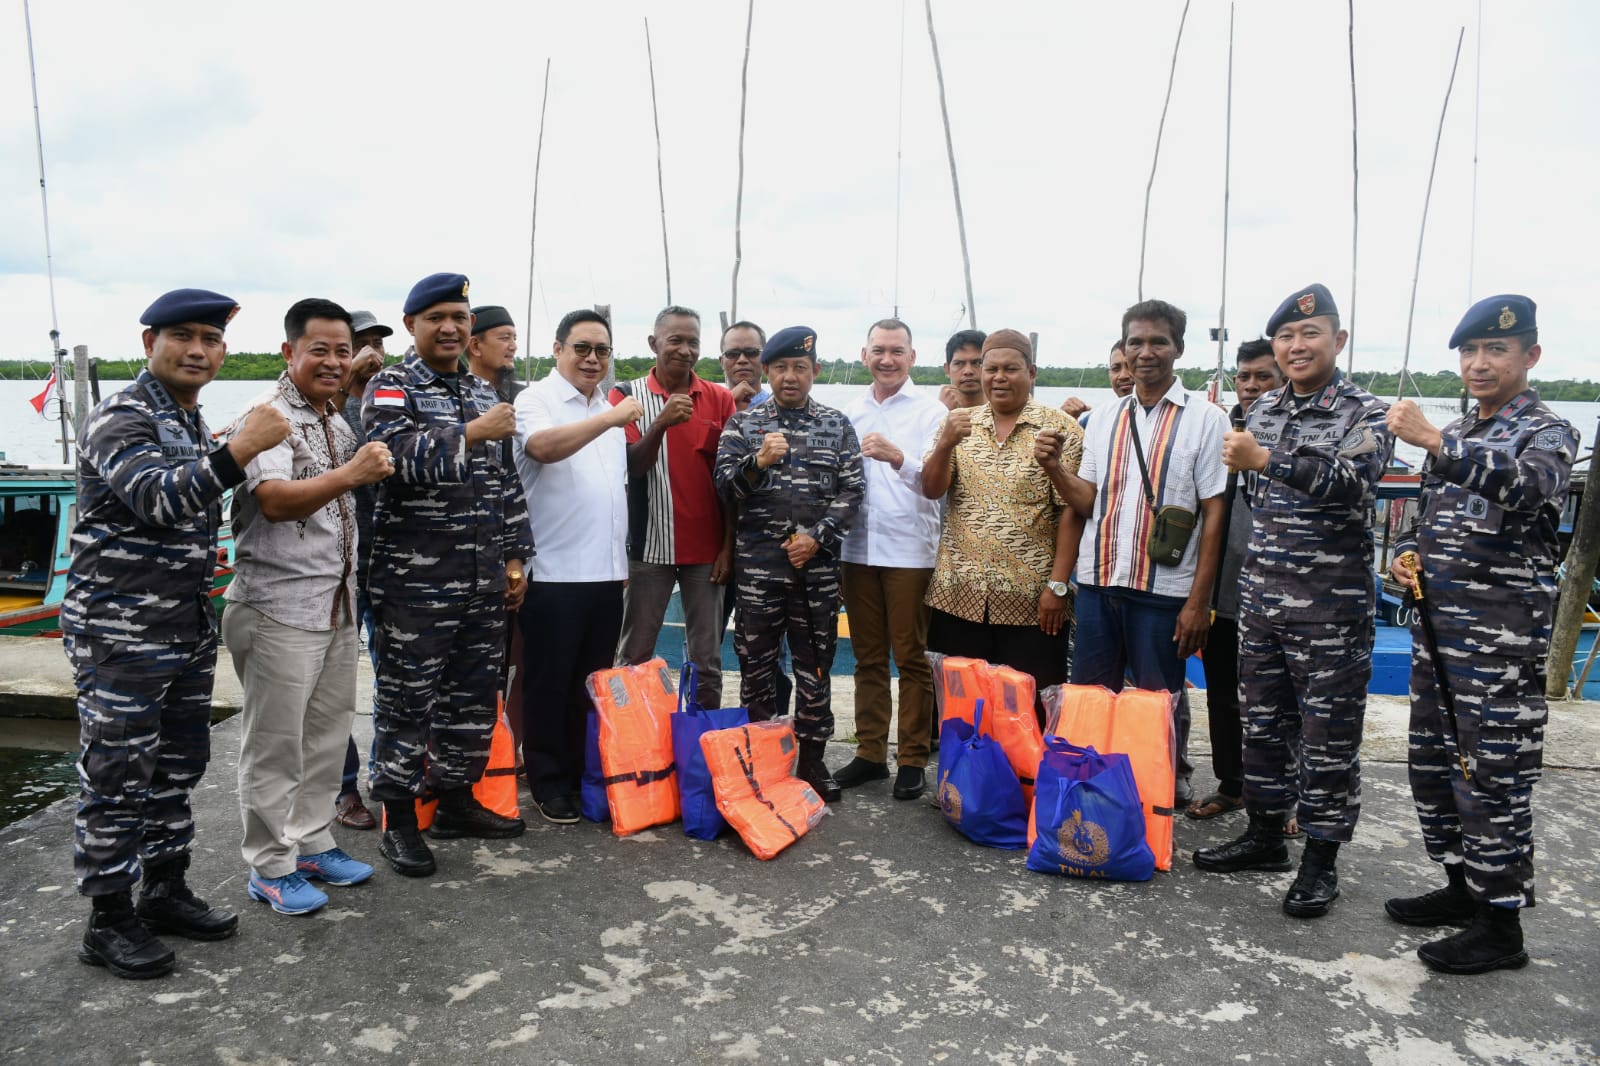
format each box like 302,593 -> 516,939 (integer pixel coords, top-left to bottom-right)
2,0 -> 1595,380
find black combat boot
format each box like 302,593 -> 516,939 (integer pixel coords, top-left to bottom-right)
1193,810 -> 1292,873
1417,902 -> 1529,974
1385,862 -> 1474,927
429,787 -> 526,839
378,799 -> 436,877
136,854 -> 240,941
1283,838 -> 1341,918
797,740 -> 842,803
80,890 -> 176,980
833,757 -> 889,789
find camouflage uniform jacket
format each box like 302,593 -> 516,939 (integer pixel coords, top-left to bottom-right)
714,397 -> 865,570
61,369 -> 245,641
361,349 -> 533,604
1240,371 -> 1392,620
1394,389 -> 1579,656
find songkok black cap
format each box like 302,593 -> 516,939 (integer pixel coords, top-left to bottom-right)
761,325 -> 818,365
1449,294 -> 1536,349
1266,283 -> 1338,336
471,305 -> 515,336
403,272 -> 470,315
140,289 -> 239,331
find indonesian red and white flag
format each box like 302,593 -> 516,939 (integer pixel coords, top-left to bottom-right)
28,370 -> 58,416
371,386 -> 407,407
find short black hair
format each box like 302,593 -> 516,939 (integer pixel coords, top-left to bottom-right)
1110,338 -> 1125,355
1121,299 -> 1187,353
653,305 -> 700,332
720,320 -> 766,348
945,329 -> 986,364
556,308 -> 612,345
284,298 -> 352,344
867,318 -> 913,345
1236,337 -> 1275,365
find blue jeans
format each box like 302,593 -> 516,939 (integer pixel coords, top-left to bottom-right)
1070,583 -> 1193,782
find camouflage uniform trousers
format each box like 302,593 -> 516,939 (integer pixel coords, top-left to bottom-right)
369,593 -> 505,803
1408,641 -> 1545,908
65,631 -> 218,896
735,563 -> 841,743
1237,609 -> 1370,842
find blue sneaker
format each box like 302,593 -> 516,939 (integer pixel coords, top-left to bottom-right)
247,871 -> 328,916
296,847 -> 375,887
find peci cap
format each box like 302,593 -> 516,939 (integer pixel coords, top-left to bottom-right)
981,328 -> 1033,363
471,305 -> 515,336
349,310 -> 393,338
140,289 -> 239,331
1449,294 -> 1537,349
761,325 -> 818,364
403,272 -> 471,316
1266,283 -> 1339,336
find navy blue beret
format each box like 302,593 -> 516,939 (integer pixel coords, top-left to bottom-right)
471,305 -> 514,336
404,272 -> 471,315
761,325 -> 818,364
1266,283 -> 1339,336
140,288 -> 239,331
1449,294 -> 1536,349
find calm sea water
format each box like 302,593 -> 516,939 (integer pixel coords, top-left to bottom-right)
4,377 -> 1595,471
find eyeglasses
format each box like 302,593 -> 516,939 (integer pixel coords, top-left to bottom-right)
569,342 -> 613,360
722,347 -> 762,360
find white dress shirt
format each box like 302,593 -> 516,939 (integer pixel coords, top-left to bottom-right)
514,371 -> 629,583
841,380 -> 947,568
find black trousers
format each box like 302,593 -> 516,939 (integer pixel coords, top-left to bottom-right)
519,580 -> 624,803
1200,614 -> 1244,797
927,608 -> 1071,729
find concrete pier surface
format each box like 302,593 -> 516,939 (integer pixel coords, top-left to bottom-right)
1,644 -> 1598,1064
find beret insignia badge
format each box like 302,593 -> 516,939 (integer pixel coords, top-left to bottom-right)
1498,306 -> 1516,330
802,334 -> 815,353
1297,293 -> 1316,316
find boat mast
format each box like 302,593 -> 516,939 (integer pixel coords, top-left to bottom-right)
645,18 -> 672,305
925,0 -> 977,330
24,0 -> 69,462
1211,4 -> 1235,401
730,0 -> 754,324
524,57 -> 552,385
1346,0 -> 1359,373
1136,0 -> 1193,303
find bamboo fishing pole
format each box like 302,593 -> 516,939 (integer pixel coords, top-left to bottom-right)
1396,27 -> 1466,404
645,18 -> 672,305
730,0 -> 754,323
1346,0 -> 1360,373
1136,0 -> 1193,303
925,0 -> 977,330
524,57 -> 552,385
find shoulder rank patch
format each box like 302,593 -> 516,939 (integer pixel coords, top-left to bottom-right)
1337,426 -> 1380,458
372,387 -> 407,407
1533,429 -> 1565,451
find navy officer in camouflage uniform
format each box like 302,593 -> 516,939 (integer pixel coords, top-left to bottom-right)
1196,283 -> 1392,920
361,273 -> 533,877
715,326 -> 864,802
65,289 -> 291,979
1384,295 -> 1578,975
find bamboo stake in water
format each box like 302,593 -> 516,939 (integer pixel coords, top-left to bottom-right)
1136,0 -> 1193,303
925,0 -> 977,330
1396,28 -> 1466,404
645,18 -> 672,305
1346,0 -> 1360,373
730,0 -> 754,323
524,58 -> 552,385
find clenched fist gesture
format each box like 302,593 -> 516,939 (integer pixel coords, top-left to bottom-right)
608,395 -> 645,428
467,402 -> 517,445
939,407 -> 974,447
656,393 -> 694,428
229,404 -> 292,464
756,431 -> 789,469
345,441 -> 395,486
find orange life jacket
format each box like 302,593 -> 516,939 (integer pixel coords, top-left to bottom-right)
405,698 -> 520,832
936,656 -> 1044,806
700,720 -> 827,860
586,659 -> 680,836
1040,683 -> 1177,871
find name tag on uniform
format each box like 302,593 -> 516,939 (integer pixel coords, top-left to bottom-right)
805,430 -> 843,450
416,396 -> 455,415
372,387 -> 407,407
1297,426 -> 1344,448
157,422 -> 198,458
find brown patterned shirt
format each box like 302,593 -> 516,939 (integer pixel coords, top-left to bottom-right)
925,399 -> 1083,625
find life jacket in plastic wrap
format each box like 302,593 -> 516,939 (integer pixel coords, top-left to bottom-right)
700,719 -> 826,860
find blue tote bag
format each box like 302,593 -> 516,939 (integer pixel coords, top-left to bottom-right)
670,662 -> 750,840
937,699 -> 1028,850
1027,737 -> 1154,881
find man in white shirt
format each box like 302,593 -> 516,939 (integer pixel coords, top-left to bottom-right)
514,310 -> 642,825
835,320 -> 947,800
1060,299 -> 1228,808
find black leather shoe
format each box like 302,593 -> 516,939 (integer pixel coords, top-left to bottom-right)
137,857 -> 239,941
1417,904 -> 1529,975
1283,852 -> 1340,918
1385,884 -> 1475,927
834,757 -> 890,789
892,766 -> 926,800
379,828 -> 436,877
797,740 -> 842,804
430,791 -> 526,839
535,794 -> 580,825
1193,812 -> 1292,873
79,912 -> 176,980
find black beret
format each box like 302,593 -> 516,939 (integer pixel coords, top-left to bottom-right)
403,272 -> 471,315
1449,294 -> 1536,349
140,288 -> 239,331
471,305 -> 515,336
1266,283 -> 1338,336
761,325 -> 818,365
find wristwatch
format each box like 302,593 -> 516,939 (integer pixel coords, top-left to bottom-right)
1046,580 -> 1070,598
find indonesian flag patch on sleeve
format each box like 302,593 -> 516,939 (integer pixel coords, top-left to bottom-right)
372,387 -> 407,407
